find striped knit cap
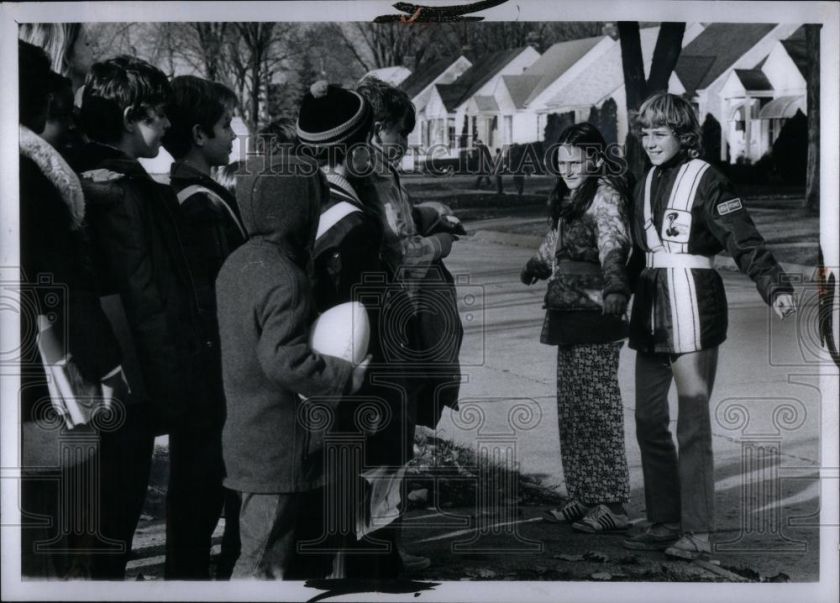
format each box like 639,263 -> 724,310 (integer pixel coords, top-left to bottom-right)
297,81 -> 372,149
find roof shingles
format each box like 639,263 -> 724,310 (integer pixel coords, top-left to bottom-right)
675,23 -> 777,95
435,47 -> 528,111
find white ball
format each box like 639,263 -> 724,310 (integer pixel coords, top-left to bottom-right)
309,301 -> 370,365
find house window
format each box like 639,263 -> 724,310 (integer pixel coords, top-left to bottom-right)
447,118 -> 456,151
504,115 -> 513,144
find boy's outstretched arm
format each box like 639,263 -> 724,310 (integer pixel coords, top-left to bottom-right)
255,272 -> 354,400
702,173 -> 794,306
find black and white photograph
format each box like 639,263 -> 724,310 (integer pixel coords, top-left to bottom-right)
1,1 -> 838,601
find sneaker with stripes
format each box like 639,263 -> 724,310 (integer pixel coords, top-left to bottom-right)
571,504 -> 630,533
542,500 -> 591,524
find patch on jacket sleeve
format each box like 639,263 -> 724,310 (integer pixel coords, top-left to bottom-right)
716,198 -> 743,216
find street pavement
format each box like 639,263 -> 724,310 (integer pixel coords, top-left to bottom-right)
414,232 -> 826,582
126,230 -> 828,587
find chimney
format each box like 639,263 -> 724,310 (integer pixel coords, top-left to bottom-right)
602,22 -> 619,40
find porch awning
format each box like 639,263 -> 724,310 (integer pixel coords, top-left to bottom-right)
472,95 -> 499,113
758,95 -> 805,119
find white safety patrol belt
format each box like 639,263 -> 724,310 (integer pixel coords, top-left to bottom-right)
316,201 -> 361,241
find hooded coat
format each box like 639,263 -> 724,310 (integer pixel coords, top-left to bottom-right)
217,154 -> 354,494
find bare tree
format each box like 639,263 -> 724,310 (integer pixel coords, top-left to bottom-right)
328,22 -> 438,71
618,22 -> 686,183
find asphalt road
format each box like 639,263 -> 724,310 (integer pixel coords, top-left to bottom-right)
425,233 -> 825,581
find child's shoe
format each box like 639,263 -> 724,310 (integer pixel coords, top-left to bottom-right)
664,533 -> 711,560
622,522 -> 680,550
572,504 -> 630,533
542,500 -> 590,524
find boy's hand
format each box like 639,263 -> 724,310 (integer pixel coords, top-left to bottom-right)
772,292 -> 797,320
350,355 -> 372,394
603,293 -> 628,316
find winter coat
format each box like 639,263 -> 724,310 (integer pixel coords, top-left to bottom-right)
531,178 -> 632,310
19,127 -> 122,466
217,154 -> 354,494
170,161 -> 246,426
628,154 -> 793,354
76,142 -> 203,434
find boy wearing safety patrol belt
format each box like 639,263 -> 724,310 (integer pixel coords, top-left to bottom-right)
622,93 -> 797,560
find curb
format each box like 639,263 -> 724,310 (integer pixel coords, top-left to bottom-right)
470,230 -> 816,276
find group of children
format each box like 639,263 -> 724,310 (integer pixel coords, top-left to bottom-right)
19,24 -> 462,581
19,22 -> 798,580
524,93 -> 796,560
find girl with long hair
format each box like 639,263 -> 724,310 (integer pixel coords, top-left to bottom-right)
521,122 -> 634,533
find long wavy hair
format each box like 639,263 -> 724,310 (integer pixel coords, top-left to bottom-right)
547,122 -> 631,229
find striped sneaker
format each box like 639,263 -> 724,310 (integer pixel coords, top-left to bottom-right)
542,500 -> 591,524
571,504 -> 630,533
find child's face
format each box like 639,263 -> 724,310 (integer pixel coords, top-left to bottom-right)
202,108 -> 236,167
641,126 -> 681,166
373,114 -> 411,164
556,144 -> 601,191
131,103 -> 171,159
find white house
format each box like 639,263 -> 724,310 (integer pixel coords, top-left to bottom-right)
400,55 -> 473,151
493,35 -> 614,145
421,46 -> 540,157
674,22 -> 803,162
543,24 -> 704,145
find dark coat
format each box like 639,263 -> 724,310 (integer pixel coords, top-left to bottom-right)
628,154 -> 793,353
77,143 -> 203,433
169,161 -> 246,426
217,155 -> 354,494
19,129 -> 122,464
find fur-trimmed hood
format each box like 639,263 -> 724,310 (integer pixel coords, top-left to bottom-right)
19,125 -> 85,230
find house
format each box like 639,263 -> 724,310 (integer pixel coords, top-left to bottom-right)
400,55 -> 473,151
674,22 -> 803,162
493,34 -> 613,145
717,27 -> 808,163
363,65 -> 412,87
542,24 -> 705,145
420,46 -> 540,157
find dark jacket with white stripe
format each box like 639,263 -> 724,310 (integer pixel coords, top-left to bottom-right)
628,154 -> 792,354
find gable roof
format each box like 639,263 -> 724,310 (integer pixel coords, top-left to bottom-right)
513,35 -> 604,108
734,68 -> 773,91
435,47 -> 529,111
781,38 -> 809,78
675,23 -> 777,95
544,26 -> 660,110
399,56 -> 463,99
502,74 -> 544,107
472,95 -> 500,112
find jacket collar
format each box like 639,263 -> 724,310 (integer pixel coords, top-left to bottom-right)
325,172 -> 363,207
19,125 -> 86,230
77,142 -> 152,179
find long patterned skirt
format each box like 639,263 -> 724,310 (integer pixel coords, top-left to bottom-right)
556,342 -> 630,505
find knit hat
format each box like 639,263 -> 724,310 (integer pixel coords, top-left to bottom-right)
297,81 -> 372,148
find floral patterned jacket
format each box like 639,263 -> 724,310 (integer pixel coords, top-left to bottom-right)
530,178 -> 632,311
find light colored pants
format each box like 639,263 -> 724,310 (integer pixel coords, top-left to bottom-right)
634,347 -> 718,533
